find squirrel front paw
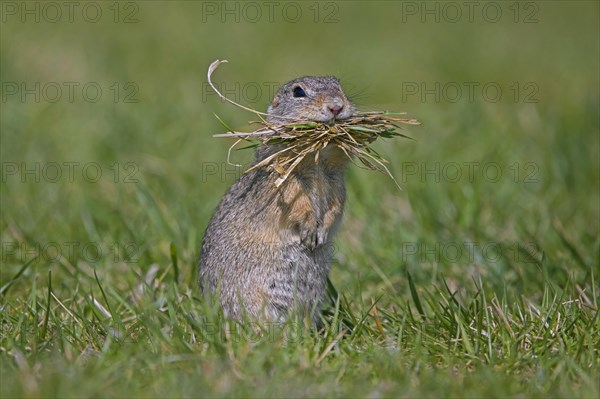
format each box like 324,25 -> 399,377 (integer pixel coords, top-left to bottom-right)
299,224 -> 328,250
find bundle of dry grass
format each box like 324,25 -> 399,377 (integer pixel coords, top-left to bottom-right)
208,60 -> 420,188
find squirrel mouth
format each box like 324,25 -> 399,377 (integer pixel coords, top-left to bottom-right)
323,115 -> 350,125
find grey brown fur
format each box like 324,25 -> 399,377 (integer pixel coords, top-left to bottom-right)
199,76 -> 355,323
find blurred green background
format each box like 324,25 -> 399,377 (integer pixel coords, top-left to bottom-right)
1,1 -> 599,397
2,1 -> 597,291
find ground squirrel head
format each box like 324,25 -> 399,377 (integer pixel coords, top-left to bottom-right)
267,76 -> 355,124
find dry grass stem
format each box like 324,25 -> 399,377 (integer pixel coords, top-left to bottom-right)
207,59 -> 420,188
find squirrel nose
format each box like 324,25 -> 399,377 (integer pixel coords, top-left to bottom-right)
327,104 -> 344,117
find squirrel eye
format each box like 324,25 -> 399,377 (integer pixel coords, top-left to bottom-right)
292,86 -> 306,98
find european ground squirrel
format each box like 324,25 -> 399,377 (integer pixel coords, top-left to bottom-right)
199,76 -> 355,324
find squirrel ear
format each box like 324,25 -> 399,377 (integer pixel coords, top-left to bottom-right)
271,96 -> 280,108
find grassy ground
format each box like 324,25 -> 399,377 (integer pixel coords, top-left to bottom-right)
1,2 -> 599,398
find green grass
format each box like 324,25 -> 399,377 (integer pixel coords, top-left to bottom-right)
1,2 -> 599,398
